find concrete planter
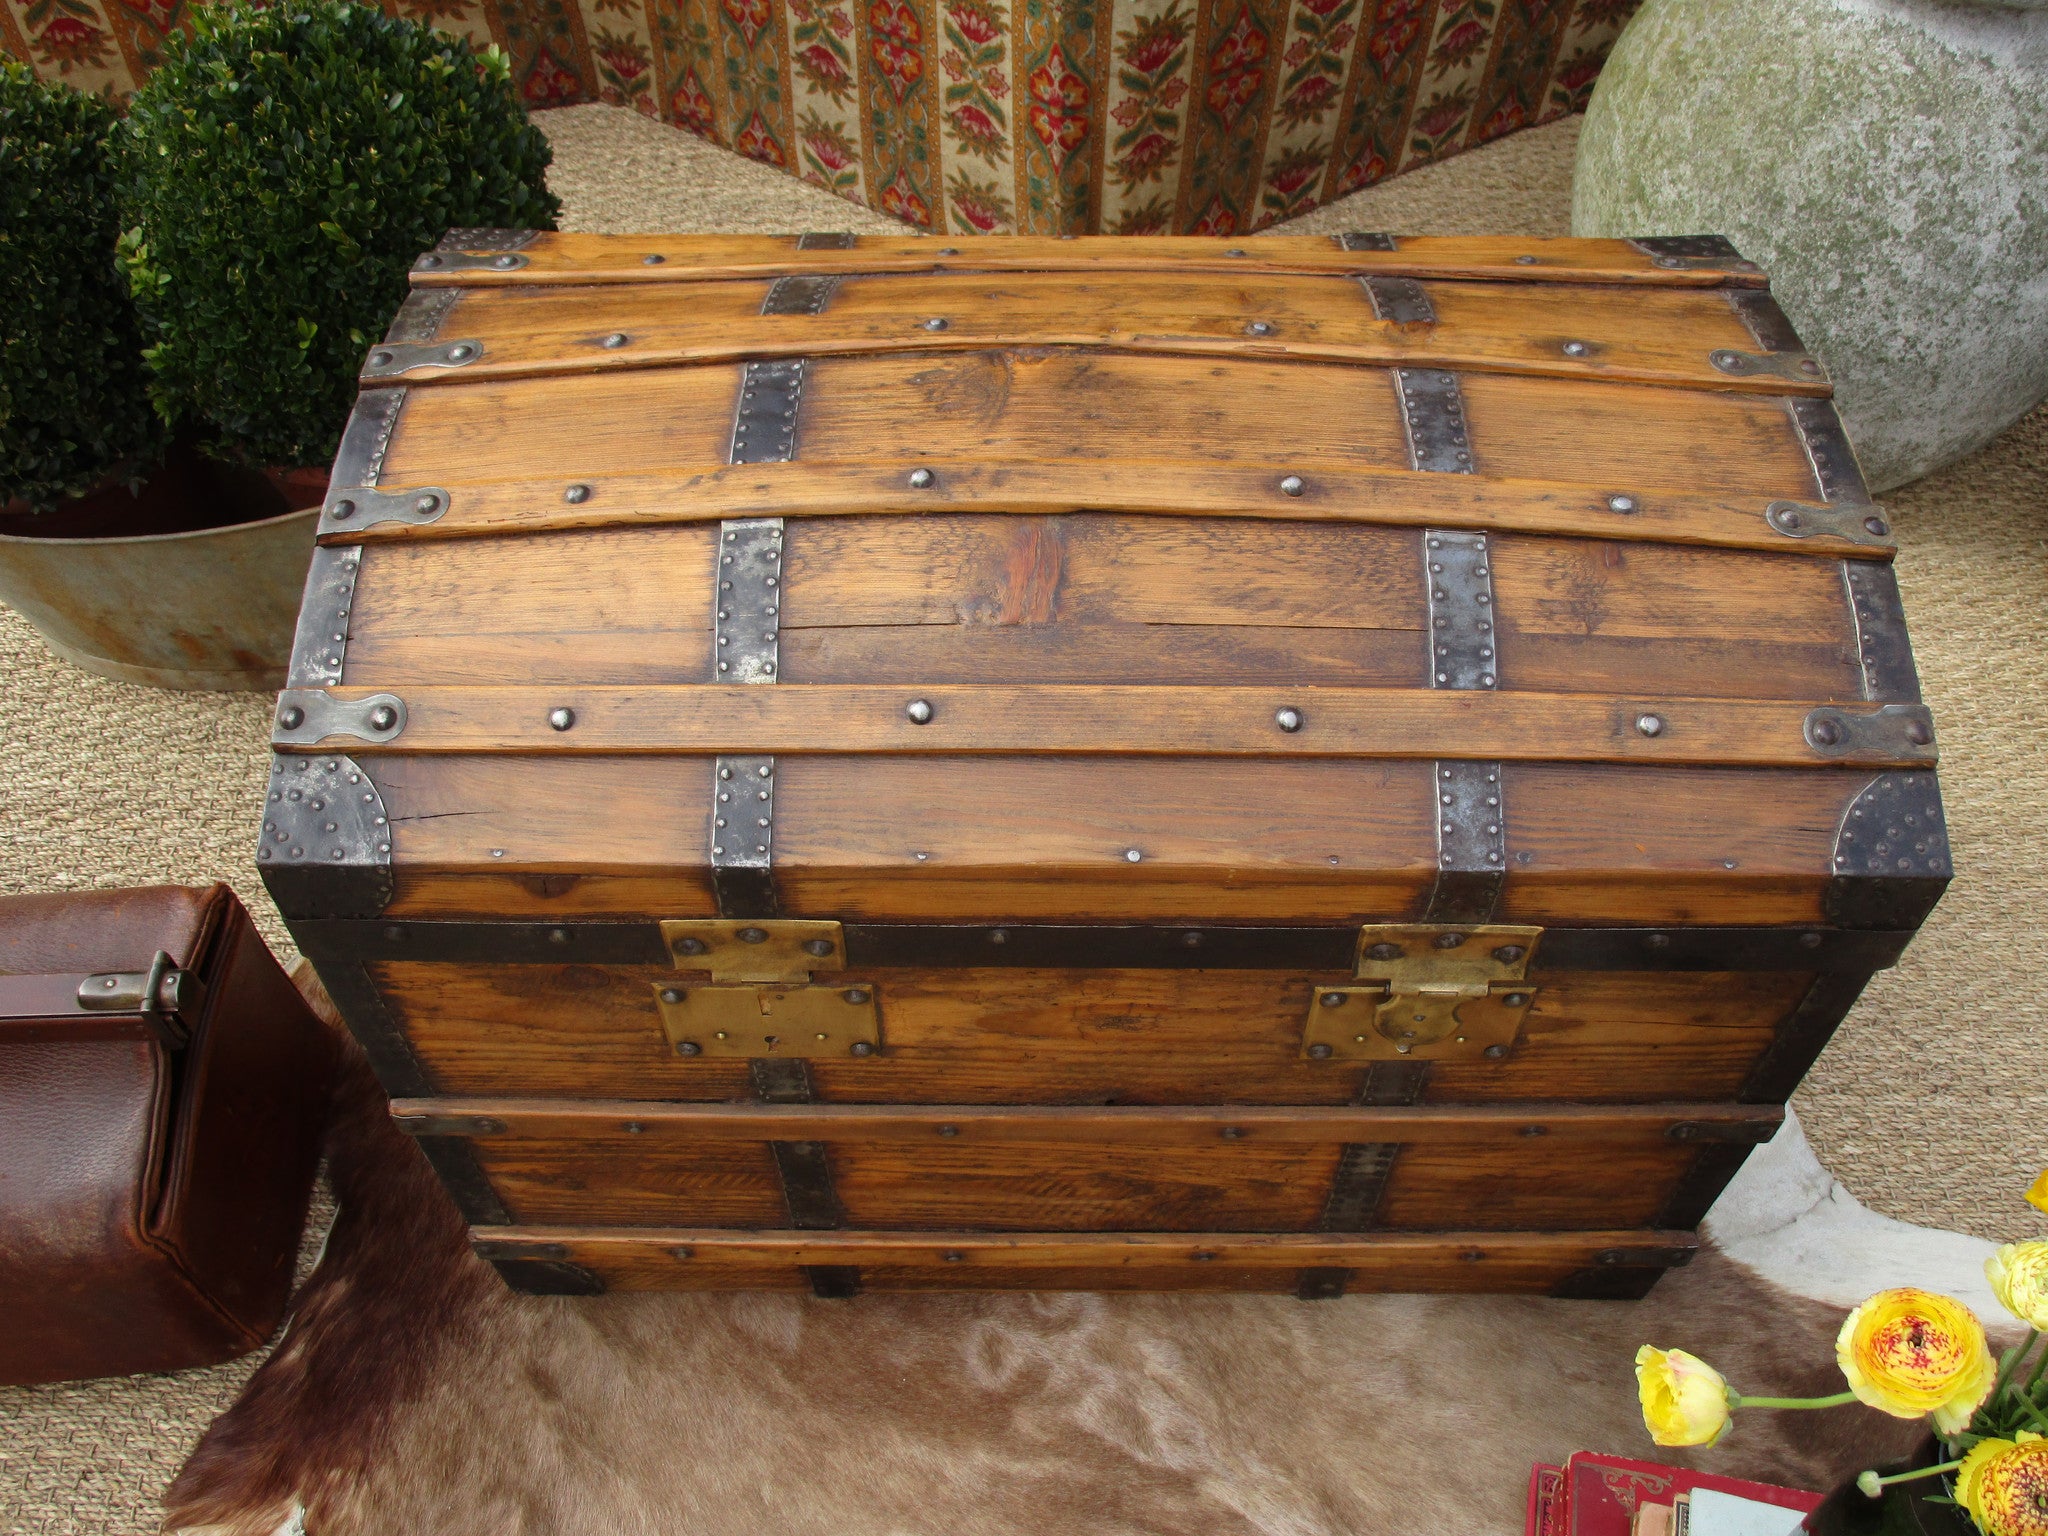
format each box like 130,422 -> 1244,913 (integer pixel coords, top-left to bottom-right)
1571,0 -> 2048,491
0,495 -> 319,691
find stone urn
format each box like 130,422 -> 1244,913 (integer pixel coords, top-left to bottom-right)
1571,0 -> 2048,491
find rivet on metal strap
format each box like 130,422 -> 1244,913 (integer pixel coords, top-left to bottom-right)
714,518 -> 783,684
286,544 -> 363,687
319,485 -> 451,538
1709,348 -> 1827,383
1393,370 -> 1473,475
1763,500 -> 1894,549
271,690 -> 407,747
412,250 -> 528,273
1423,530 -> 1496,689
761,275 -> 840,316
1360,275 -> 1436,325
360,340 -> 483,379
729,359 -> 807,466
710,756 -> 778,918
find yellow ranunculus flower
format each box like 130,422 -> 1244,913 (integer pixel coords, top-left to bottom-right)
2028,1169 -> 2048,1217
1835,1288 -> 1998,1432
1957,1433 -> 2048,1536
1988,1241 -> 2048,1331
1635,1346 -> 1734,1447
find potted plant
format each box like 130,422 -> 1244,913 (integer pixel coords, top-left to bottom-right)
0,1 -> 558,691
1634,1168 -> 2048,1536
0,63 -> 272,687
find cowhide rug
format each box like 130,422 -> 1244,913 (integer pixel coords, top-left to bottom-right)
164,972 -> 1970,1536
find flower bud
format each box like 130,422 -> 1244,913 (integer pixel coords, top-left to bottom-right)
1635,1346 -> 1735,1448
1987,1242 -> 2048,1331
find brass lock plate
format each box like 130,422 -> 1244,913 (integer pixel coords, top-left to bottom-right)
653,981 -> 879,1059
1300,923 -> 1543,1061
1301,984 -> 1534,1061
660,919 -> 846,982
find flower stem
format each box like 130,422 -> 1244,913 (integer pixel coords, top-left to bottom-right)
1731,1391 -> 1860,1410
1866,1460 -> 1964,1490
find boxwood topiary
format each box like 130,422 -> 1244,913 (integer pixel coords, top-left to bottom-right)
120,0 -> 560,471
0,63 -> 167,514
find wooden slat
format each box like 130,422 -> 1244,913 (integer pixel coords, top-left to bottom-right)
283,683 -> 1937,769
412,233 -> 1764,289
363,758 -> 1856,924
376,274 -> 1821,395
371,354 -> 1829,517
403,1100 -> 1763,1231
372,960 -> 1812,1105
391,1098 -> 1780,1144
328,458 -> 1885,559
466,1225 -> 1698,1292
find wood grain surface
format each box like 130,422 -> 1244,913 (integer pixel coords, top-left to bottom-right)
461,1224 -> 1699,1292
406,1098 -> 1768,1231
371,960 -> 1812,1104
284,682 -> 1933,769
411,233 -> 1766,289
377,273 -> 1818,393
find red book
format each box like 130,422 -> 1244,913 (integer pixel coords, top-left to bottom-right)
1527,1464 -> 1567,1536
1563,1453 -> 1822,1536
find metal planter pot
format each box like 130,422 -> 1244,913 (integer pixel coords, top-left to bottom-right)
0,502 -> 318,691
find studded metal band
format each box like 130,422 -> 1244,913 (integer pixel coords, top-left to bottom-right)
1627,235 -> 1760,275
1426,762 -> 1507,923
1319,1141 -> 1400,1231
795,231 -> 856,250
1788,397 -> 1873,504
1393,369 -> 1473,474
1727,289 -> 1803,353
1424,529 -> 1497,688
329,387 -> 407,492
1423,527 -> 1506,921
287,544 -> 362,688
385,288 -> 461,343
729,360 -> 807,465
714,518 -> 784,682
1335,232 -> 1398,252
1361,275 -> 1436,325
1842,560 -> 1921,702
761,275 -> 839,316
709,756 -> 777,918
435,227 -> 540,253
709,515 -> 785,920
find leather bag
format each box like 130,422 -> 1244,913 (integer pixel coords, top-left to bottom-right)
0,885 -> 334,1386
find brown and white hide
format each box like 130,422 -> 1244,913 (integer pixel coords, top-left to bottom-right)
162,973 -> 1925,1536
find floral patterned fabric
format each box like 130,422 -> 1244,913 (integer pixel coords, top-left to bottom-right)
5,0 -> 1637,233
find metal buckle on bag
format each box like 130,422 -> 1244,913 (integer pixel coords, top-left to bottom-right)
651,920 -> 879,1060
1300,924 -> 1540,1062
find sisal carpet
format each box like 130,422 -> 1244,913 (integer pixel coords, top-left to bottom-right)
1,105 -> 2044,1534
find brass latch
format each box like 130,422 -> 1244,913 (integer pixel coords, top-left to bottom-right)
1301,924 -> 1541,1062
652,919 -> 880,1059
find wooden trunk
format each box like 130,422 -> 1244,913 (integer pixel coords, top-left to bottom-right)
263,229 -> 1948,1301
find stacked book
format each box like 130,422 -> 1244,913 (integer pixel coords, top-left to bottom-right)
1528,1454 -> 1826,1536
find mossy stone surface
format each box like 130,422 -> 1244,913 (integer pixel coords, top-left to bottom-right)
1573,0 -> 2048,491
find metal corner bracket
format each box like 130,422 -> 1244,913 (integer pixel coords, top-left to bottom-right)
1302,924 -> 1541,1062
